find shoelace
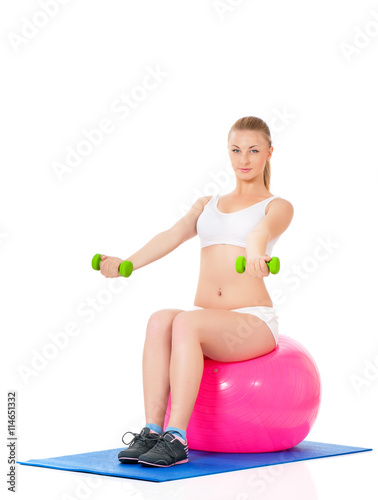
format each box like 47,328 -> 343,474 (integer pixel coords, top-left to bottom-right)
149,434 -> 179,461
121,430 -> 160,447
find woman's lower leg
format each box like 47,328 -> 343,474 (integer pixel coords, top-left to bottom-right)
167,333 -> 204,432
142,327 -> 172,429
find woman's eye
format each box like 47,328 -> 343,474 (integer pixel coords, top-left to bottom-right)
232,149 -> 259,153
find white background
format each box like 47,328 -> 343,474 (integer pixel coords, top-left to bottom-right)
1,0 -> 377,498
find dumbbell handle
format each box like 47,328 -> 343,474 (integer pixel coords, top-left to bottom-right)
235,255 -> 280,274
91,254 -> 133,278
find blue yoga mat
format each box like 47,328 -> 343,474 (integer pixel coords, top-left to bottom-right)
17,441 -> 372,482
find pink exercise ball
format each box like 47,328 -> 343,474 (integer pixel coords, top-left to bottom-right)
164,335 -> 321,453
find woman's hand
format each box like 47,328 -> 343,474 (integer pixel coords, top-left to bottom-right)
245,255 -> 272,278
99,255 -> 123,278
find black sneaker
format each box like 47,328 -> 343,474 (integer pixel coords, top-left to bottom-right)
138,431 -> 189,467
118,427 -> 161,464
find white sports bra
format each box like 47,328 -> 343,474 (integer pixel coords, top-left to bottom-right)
196,193 -> 282,253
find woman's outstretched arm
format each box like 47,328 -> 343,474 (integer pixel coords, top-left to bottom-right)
100,196 -> 209,277
246,198 -> 294,259
244,198 -> 294,278
126,196 -> 209,270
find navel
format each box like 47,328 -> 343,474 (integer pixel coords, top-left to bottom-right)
218,287 -> 222,296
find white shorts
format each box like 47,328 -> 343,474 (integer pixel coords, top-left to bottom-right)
191,305 -> 279,347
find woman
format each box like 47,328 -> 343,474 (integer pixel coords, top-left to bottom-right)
99,116 -> 294,467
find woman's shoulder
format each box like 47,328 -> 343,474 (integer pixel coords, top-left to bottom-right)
199,194 -> 216,209
266,196 -> 294,216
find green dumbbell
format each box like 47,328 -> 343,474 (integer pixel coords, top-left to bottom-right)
91,254 -> 133,278
235,255 -> 280,274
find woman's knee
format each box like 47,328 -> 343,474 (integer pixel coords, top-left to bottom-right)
146,309 -> 184,340
171,311 -> 199,341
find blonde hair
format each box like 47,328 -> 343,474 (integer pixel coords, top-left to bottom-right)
228,116 -> 272,191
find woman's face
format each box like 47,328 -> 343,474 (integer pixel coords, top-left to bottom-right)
228,130 -> 273,183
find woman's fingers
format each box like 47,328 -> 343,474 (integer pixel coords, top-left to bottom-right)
99,256 -> 122,278
260,257 -> 270,273
100,255 -> 111,277
246,256 -> 270,278
257,258 -> 267,276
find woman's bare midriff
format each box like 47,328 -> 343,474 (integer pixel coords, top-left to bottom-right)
193,244 -> 274,310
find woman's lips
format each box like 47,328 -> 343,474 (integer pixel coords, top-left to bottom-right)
239,168 -> 251,172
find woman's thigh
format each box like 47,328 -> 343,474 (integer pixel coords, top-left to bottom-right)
172,309 -> 276,362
